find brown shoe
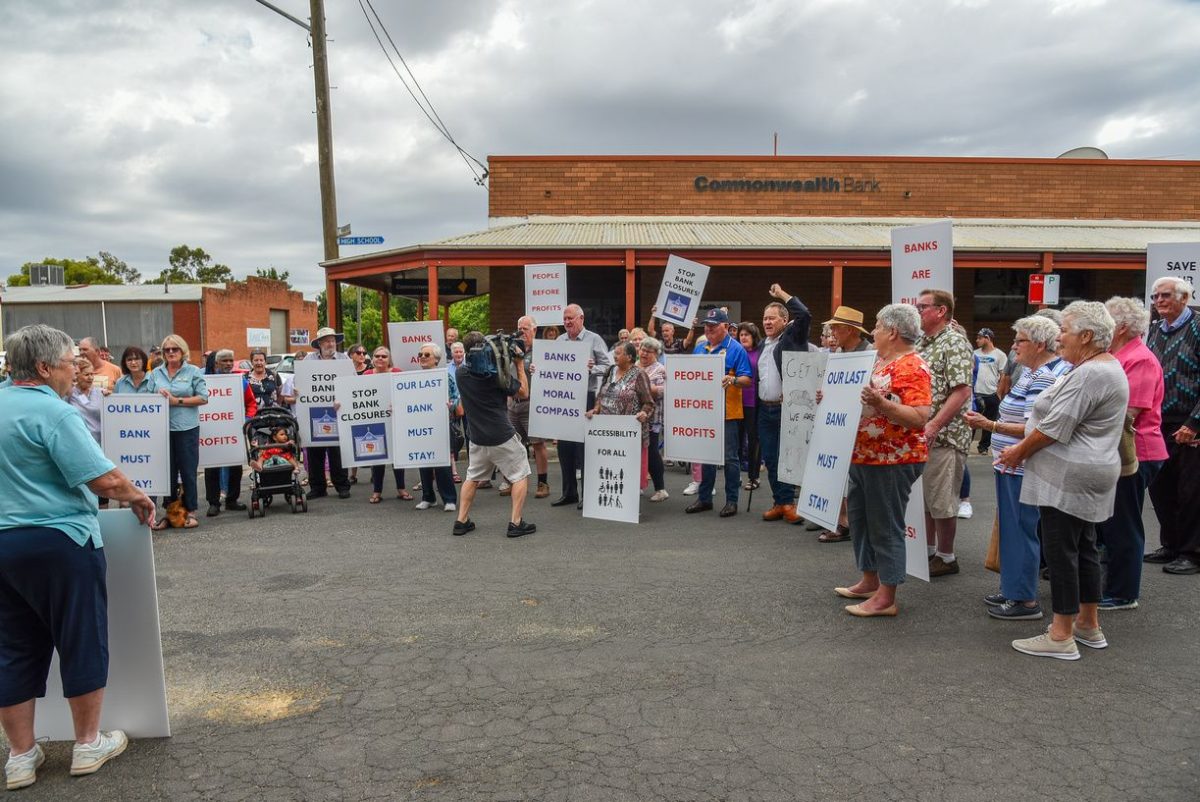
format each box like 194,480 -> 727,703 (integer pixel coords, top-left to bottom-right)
498,483 -> 512,497
762,504 -> 787,521
929,556 -> 960,577
782,505 -> 802,524
535,482 -> 551,499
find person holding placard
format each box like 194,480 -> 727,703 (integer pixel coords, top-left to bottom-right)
1,325 -> 156,789
835,305 -> 931,617
149,334 -> 208,531
115,347 -> 153,394
413,343 -> 459,512
553,305 -> 611,509
507,316 -> 551,499
305,328 -> 353,500
202,350 -> 257,517
362,346 -> 412,504
587,341 -> 654,435
638,337 -> 669,501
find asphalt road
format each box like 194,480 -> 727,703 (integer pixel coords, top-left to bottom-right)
8,453 -> 1198,801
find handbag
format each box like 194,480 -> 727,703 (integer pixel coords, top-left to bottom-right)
984,513 -> 1001,574
1118,412 -> 1139,478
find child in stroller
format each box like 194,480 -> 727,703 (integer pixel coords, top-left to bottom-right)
244,407 -> 309,516
249,427 -> 302,475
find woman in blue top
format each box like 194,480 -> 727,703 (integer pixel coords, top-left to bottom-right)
148,334 -> 208,530
114,346 -> 153,394
0,324 -> 154,789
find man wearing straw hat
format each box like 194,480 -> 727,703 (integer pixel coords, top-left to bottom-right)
825,306 -> 872,354
306,327 -> 352,499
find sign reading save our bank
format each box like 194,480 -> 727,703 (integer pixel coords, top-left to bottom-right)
101,395 -> 169,494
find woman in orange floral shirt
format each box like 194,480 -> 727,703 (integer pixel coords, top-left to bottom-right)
836,304 -> 932,617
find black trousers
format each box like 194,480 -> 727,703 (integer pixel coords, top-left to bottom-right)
1147,419 -> 1200,559
558,391 -> 595,499
1040,506 -> 1103,616
306,446 -> 349,494
977,393 -> 1000,450
204,466 -> 242,506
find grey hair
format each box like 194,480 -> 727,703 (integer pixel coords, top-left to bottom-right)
450,342 -> 465,354
215,348 -> 234,361
1033,308 -> 1063,326
1062,300 -> 1116,350
875,303 -> 921,343
1151,276 -> 1194,302
1104,296 -> 1151,337
4,324 -> 75,382
421,342 -> 444,361
1012,315 -> 1061,353
639,335 -> 662,354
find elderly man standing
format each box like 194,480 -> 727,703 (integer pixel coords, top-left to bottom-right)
77,337 -> 122,393
505,316 -> 551,499
552,304 -> 611,508
445,328 -> 460,348
1145,277 -> 1200,575
306,327 -> 353,499
203,349 -> 257,516
915,289 -> 974,577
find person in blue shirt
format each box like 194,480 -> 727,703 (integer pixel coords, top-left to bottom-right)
148,334 -> 209,530
114,346 -> 154,394
0,324 -> 155,789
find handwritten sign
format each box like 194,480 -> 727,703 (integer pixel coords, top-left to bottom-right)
524,262 -> 567,326
387,321 -> 446,370
891,220 -> 953,305
778,351 -> 827,487
583,416 -> 641,524
198,374 -> 247,467
663,353 -> 725,465
1145,242 -> 1200,310
653,254 -> 711,328
294,359 -> 355,448
100,394 -> 169,494
528,339 -> 591,442
390,369 -> 451,469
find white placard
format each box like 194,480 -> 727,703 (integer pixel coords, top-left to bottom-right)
904,475 -> 930,582
794,351 -> 877,530
335,373 -> 396,467
528,339 -> 591,442
247,327 -> 272,348
653,254 -> 711,328
891,220 -> 953,305
1145,242 -> 1200,310
583,415 -> 642,524
525,262 -> 567,326
778,351 -> 828,487
198,373 -> 248,467
36,510 -> 170,740
663,353 -> 725,465
100,394 -> 169,494
294,359 -> 356,448
391,369 -> 451,468
387,321 -> 447,371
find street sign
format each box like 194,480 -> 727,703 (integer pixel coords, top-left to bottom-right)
336,224 -> 351,237
390,278 -> 477,296
1028,273 -> 1060,305
338,236 -> 384,246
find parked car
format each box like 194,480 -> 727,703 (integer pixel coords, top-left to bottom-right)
269,353 -> 296,374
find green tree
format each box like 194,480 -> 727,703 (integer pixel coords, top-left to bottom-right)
6,256 -> 124,287
147,244 -> 233,284
254,266 -> 292,288
449,295 -> 491,334
96,251 -> 141,284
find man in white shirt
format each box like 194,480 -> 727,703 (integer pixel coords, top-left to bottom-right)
973,327 -> 1007,454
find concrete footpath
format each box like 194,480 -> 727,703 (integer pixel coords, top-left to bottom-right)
9,454 -> 1198,800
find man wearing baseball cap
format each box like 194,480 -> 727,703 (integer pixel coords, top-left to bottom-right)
973,327 -> 1007,454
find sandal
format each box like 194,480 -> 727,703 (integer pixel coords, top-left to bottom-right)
397,490 -> 414,501
818,525 -> 850,543
151,518 -> 170,531
743,479 -> 760,491
182,514 -> 200,529
369,493 -> 382,504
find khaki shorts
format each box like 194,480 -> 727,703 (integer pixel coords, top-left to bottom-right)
922,445 -> 966,520
466,435 -> 532,484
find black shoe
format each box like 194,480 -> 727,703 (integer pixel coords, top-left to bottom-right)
206,504 -> 221,517
225,501 -> 247,512
307,490 -> 328,499
551,495 -> 579,507
337,489 -> 351,499
452,519 -> 475,536
1143,547 -> 1177,564
576,500 -> 583,510
685,500 -> 713,514
507,519 -> 536,538
1163,556 -> 1200,575
719,503 -> 738,517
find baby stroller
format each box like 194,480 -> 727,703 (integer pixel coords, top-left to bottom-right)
243,405 -> 308,517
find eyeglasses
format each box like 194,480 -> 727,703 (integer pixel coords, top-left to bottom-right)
162,347 -> 182,353
1013,337 -> 1031,345
914,303 -> 937,311
418,353 -> 435,359
1150,292 -> 1175,300
373,353 -> 389,359
351,350 -> 367,355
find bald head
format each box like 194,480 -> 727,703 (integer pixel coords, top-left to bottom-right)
77,336 -> 103,367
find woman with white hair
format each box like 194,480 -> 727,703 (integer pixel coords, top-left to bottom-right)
997,301 -> 1129,660
1094,297 -> 1168,609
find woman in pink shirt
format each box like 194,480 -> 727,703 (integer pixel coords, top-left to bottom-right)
1096,297 -> 1169,609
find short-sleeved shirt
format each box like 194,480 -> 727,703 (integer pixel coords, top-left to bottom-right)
90,359 -> 123,393
0,384 -> 116,547
68,386 -> 105,443
973,348 -> 1007,395
853,352 -> 932,466
115,373 -> 154,394
456,369 -> 520,446
644,361 -> 666,433
989,356 -> 1071,475
694,333 -> 752,420
916,326 -> 974,453
149,362 -> 209,431
1113,337 -> 1169,461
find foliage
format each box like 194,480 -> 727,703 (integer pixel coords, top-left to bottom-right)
315,286 -> 491,349
254,267 -> 292,288
146,244 -> 234,284
5,252 -> 138,287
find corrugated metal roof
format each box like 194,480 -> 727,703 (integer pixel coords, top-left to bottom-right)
0,284 -> 223,303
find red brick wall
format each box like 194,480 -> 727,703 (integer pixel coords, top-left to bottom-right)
170,302 -> 204,365
200,277 -> 319,359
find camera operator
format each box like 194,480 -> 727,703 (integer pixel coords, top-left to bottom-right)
452,331 -> 536,538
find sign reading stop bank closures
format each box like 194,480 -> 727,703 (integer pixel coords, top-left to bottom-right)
891,220 -> 953,305
101,394 -> 169,494
663,354 -> 725,465
335,373 -> 396,467
653,254 -> 711,328
294,359 -> 356,448
199,373 -> 247,468
525,262 -> 567,326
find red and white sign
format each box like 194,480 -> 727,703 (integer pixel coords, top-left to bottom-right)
662,354 -> 725,465
891,220 -> 953,305
198,373 -> 247,467
1028,274 -> 1060,306
387,321 -> 446,370
524,263 -> 567,326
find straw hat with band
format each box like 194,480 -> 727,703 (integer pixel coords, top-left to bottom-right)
822,306 -> 870,336
310,327 -> 346,349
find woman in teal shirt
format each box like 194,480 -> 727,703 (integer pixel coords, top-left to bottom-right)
148,334 -> 208,529
114,346 -> 153,394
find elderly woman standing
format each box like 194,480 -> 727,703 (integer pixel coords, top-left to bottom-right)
1,325 -> 154,789
966,315 -> 1069,620
836,304 -> 931,617
149,335 -> 208,530
997,301 -> 1129,660
638,336 -> 669,501
585,341 -> 655,437
362,346 -> 412,504
1094,297 -> 1168,609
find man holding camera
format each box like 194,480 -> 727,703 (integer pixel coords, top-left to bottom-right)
452,331 -> 536,538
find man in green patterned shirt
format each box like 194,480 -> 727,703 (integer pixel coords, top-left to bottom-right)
915,289 -> 974,577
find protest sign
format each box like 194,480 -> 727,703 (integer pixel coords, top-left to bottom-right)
335,373 -> 396,467
387,321 -> 446,370
525,262 -> 567,326
663,353 -> 725,465
891,220 -> 953,305
778,351 -> 827,487
528,339 -> 591,442
794,351 -> 876,531
653,254 -> 711,328
294,359 -> 355,448
246,327 -> 272,348
36,510 -> 170,739
391,369 -> 451,468
904,476 -> 930,582
583,415 -> 641,524
1145,242 -> 1200,310
100,394 -> 169,494
198,373 -> 247,467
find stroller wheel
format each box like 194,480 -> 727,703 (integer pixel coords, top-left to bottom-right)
250,499 -> 262,518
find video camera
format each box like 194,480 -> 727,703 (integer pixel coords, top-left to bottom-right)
465,331 -> 526,390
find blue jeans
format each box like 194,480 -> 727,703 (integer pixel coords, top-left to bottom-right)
165,427 -> 200,512
995,470 -> 1041,602
419,466 -> 457,505
700,420 -> 741,505
757,404 -> 796,506
1096,459 -> 1163,600
848,462 -> 923,587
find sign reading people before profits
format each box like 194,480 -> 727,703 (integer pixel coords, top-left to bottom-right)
387,321 -> 447,370
794,351 -> 877,531
1145,242 -> 1200,310
198,373 -> 248,468
390,368 -> 451,469
524,262 -> 567,326
778,351 -> 828,487
334,373 -> 397,467
583,416 -> 642,524
891,220 -> 953,305
294,358 -> 356,448
527,339 -> 591,442
904,476 -> 931,582
663,353 -> 725,465
653,254 -> 711,328
100,394 -> 169,495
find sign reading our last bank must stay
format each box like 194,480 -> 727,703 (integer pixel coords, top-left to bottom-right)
390,369 -> 451,469
100,394 -> 169,494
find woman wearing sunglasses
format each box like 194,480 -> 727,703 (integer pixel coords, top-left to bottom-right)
149,335 -> 209,530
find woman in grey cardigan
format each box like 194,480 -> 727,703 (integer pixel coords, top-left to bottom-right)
995,301 -> 1129,661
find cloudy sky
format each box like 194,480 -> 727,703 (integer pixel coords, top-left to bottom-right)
3,0 -> 1199,297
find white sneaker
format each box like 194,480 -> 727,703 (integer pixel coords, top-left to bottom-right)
650,489 -> 670,502
6,743 -> 45,790
414,500 -> 432,510
957,500 -> 973,519
443,502 -> 456,512
682,481 -> 700,496
70,730 -> 128,776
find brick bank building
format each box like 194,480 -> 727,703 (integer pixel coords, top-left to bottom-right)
321,155 -> 1200,347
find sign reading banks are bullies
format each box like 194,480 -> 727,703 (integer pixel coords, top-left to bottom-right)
663,354 -> 725,466
390,369 -> 451,469
891,220 -> 953,305
528,339 -> 591,442
653,254 -> 711,328
335,373 -> 396,467
387,321 -> 446,371
583,415 -> 642,524
198,374 -> 248,468
294,359 -> 356,448
100,394 -> 169,494
524,263 -> 567,327
1145,242 -> 1200,311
